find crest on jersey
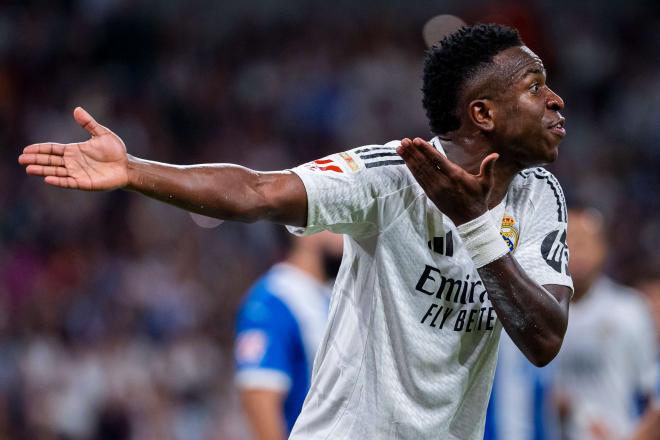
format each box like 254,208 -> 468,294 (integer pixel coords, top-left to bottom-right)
500,214 -> 519,252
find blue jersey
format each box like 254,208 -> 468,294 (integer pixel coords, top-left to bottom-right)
485,334 -> 554,440
234,263 -> 331,433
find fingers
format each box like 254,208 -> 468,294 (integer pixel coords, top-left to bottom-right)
73,107 -> 109,137
399,137 -> 459,176
26,164 -> 69,177
398,137 -> 452,188
44,176 -> 79,189
412,137 -> 455,173
478,153 -> 498,188
18,153 -> 65,167
398,136 -> 497,185
398,137 -> 438,164
396,137 -> 414,159
22,142 -> 66,156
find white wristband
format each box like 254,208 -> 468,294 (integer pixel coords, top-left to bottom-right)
456,212 -> 510,268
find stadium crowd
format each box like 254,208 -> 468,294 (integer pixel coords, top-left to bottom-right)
1,0 -> 659,438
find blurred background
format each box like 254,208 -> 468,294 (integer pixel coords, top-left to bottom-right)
1,0 -> 659,439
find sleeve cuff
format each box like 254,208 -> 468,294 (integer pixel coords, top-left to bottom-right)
235,368 -> 292,392
285,167 -> 314,236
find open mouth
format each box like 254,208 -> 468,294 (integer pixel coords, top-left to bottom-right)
548,118 -> 566,137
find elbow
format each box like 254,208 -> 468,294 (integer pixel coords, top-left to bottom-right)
529,352 -> 556,368
526,332 -> 564,367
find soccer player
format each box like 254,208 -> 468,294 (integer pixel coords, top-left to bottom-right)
551,207 -> 657,439
19,24 -> 572,439
235,232 -> 342,440
485,207 -> 659,439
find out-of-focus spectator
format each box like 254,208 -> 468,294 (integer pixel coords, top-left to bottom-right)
234,232 -> 343,440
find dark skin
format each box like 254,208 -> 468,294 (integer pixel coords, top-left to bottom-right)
396,46 -> 571,366
18,45 -> 568,366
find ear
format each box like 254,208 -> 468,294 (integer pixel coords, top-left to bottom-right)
468,99 -> 495,132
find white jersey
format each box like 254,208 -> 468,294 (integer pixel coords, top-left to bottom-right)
553,277 -> 657,439
286,138 -> 573,440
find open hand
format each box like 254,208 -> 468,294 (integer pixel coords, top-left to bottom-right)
397,137 -> 498,225
18,107 -> 129,191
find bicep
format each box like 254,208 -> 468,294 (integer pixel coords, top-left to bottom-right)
256,171 -> 308,227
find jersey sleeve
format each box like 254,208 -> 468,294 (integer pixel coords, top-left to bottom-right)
286,141 -> 421,238
625,296 -> 658,397
513,169 -> 573,289
234,289 -> 297,392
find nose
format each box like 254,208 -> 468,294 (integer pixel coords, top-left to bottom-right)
547,87 -> 565,111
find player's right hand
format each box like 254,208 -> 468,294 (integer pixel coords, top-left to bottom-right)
397,137 -> 498,226
18,107 -> 128,191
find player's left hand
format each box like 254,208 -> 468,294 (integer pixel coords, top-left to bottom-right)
397,137 -> 498,225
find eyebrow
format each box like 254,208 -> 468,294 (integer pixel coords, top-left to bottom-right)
522,66 -> 546,77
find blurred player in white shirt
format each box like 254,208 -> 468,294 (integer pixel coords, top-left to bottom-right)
552,208 -> 658,440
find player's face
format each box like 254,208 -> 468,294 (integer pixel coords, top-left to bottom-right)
567,210 -> 607,294
490,46 -> 566,166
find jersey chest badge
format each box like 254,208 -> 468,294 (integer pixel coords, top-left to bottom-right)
500,214 -> 519,252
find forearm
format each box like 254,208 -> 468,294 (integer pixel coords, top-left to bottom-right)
240,389 -> 287,440
478,254 -> 568,366
125,156 -> 303,224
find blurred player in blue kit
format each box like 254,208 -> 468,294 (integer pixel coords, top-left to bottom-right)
234,232 -> 342,440
19,24 -> 575,439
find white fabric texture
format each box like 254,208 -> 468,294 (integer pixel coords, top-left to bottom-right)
235,368 -> 292,392
553,277 -> 658,440
286,138 -> 573,440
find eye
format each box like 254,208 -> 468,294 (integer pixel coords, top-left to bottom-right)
529,83 -> 540,94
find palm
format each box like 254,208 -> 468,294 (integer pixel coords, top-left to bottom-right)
62,134 -> 127,190
19,108 -> 129,191
397,137 -> 498,225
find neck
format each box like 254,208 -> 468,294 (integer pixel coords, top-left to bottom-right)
285,249 -> 326,283
439,134 -> 521,209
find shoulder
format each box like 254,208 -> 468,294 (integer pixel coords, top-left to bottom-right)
607,280 -> 650,315
597,278 -> 653,328
237,272 -> 296,328
512,167 -> 567,223
348,140 -> 404,169
297,140 -> 413,183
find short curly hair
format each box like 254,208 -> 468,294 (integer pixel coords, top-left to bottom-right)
422,24 -> 522,135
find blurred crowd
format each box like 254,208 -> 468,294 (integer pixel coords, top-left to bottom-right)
0,0 -> 659,439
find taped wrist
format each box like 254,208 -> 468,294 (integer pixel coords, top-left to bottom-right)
456,212 -> 510,268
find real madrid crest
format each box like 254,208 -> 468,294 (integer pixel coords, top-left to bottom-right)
500,214 -> 519,252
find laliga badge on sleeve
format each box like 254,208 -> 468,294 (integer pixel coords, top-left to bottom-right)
235,330 -> 268,365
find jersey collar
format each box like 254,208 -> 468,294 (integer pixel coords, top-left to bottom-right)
430,136 -> 447,156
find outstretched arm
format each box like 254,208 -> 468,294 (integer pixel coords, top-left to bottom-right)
398,137 -> 570,367
18,108 -> 308,226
